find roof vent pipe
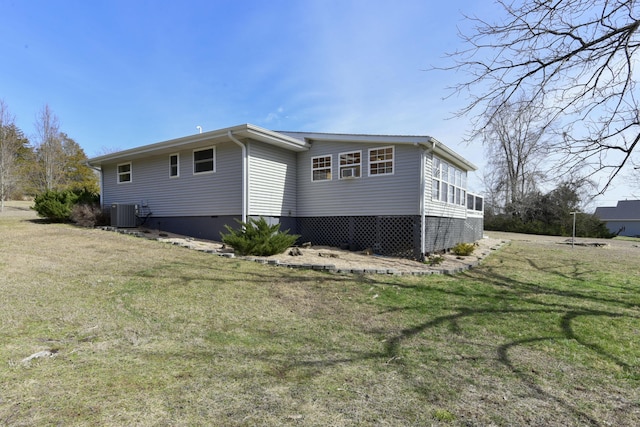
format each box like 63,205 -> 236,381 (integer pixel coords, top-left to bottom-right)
196,126 -> 202,134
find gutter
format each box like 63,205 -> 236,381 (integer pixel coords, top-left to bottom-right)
227,131 -> 248,224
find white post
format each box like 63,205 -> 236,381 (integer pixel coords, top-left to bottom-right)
570,211 -> 577,248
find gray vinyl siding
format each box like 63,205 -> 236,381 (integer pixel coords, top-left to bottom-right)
102,141 -> 242,216
296,141 -> 421,217
247,141 -> 297,217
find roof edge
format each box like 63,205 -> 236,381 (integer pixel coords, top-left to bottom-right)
428,137 -> 478,171
87,124 -> 477,171
88,124 -> 310,166
280,131 -> 477,171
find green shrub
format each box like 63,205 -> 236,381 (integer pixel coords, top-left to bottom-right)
426,254 -> 445,266
73,187 -> 100,205
33,190 -> 78,222
220,217 -> 300,256
32,188 -> 100,223
452,242 -> 476,256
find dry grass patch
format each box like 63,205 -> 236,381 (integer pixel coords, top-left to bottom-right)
1,206 -> 639,426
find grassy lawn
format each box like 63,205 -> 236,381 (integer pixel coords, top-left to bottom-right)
1,206 -> 639,426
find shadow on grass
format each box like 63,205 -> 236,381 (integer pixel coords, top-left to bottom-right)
242,248 -> 640,425
82,231 -> 639,424
23,216 -> 81,226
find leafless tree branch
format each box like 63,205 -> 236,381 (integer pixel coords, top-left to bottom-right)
438,0 -> 640,191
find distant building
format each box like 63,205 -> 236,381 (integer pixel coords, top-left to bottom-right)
594,200 -> 640,237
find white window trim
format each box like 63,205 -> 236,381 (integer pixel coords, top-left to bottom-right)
170,153 -> 180,178
117,162 -> 132,184
432,156 -> 468,206
433,157 -> 441,179
368,146 -> 394,177
338,150 -> 362,180
432,180 -> 440,201
467,193 -> 484,212
311,155 -> 332,182
193,147 -> 215,175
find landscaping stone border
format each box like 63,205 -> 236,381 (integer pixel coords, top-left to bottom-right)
99,226 -> 504,276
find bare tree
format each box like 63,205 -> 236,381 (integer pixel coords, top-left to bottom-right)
0,100 -> 25,211
625,165 -> 640,198
445,0 -> 640,192
483,97 -> 549,212
32,104 -> 65,192
27,106 -> 98,194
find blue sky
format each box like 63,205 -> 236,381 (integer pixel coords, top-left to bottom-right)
0,0 -> 635,204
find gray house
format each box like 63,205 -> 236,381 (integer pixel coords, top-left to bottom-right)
594,200 -> 640,237
88,123 -> 484,259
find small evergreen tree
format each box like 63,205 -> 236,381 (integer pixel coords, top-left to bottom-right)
32,188 -> 99,222
220,217 -> 300,256
32,190 -> 78,222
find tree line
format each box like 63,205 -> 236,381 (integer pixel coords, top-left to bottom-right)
0,100 -> 97,211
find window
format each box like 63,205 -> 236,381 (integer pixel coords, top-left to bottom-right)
432,180 -> 440,201
467,193 -> 484,212
312,155 -> 332,181
117,162 -> 131,183
193,147 -> 215,174
339,151 -> 361,179
170,154 -> 179,177
369,146 -> 394,176
475,196 -> 484,212
432,156 -> 467,206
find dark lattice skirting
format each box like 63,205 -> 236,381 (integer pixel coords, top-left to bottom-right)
464,217 -> 484,244
297,216 -> 420,258
297,215 -> 484,259
141,214 -> 484,260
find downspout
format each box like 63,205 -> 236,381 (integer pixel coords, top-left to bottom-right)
87,162 -> 104,209
424,138 -> 437,256
227,131 -> 248,224
416,138 -> 437,258
418,144 -> 426,259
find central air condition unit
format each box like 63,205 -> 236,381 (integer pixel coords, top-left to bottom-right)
110,203 -> 138,227
341,167 -> 358,179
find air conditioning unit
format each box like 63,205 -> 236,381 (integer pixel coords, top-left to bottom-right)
110,203 -> 138,228
341,167 -> 358,179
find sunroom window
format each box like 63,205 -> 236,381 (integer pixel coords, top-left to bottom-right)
432,157 -> 467,206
